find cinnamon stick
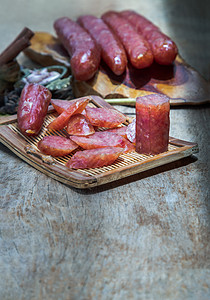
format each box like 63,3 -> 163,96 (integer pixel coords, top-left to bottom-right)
9,27 -> 34,45
0,27 -> 34,65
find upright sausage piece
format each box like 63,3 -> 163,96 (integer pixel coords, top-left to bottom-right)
17,83 -> 52,136
120,10 -> 178,65
77,15 -> 127,76
54,17 -> 101,81
135,94 -> 170,155
102,11 -> 153,69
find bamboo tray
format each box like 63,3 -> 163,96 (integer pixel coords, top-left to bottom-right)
0,96 -> 199,189
23,32 -> 210,106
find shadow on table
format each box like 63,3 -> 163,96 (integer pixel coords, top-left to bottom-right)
75,155 -> 198,195
0,139 -> 198,195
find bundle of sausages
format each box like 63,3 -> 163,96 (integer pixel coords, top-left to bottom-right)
54,10 -> 178,81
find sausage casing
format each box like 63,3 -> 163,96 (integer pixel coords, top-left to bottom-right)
102,11 -> 154,69
54,17 -> 101,81
136,94 -> 170,155
17,83 -> 51,136
121,10 -> 178,65
77,15 -> 127,75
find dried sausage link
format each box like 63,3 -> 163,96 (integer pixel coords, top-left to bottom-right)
77,15 -> 127,75
102,11 -> 154,69
120,10 -> 178,65
54,17 -> 101,81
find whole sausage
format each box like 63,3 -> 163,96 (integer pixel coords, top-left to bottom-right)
102,11 -> 154,69
54,17 -> 101,81
77,15 -> 127,76
17,83 -> 52,136
120,10 -> 178,65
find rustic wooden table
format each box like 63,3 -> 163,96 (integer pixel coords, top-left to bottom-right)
0,0 -> 209,299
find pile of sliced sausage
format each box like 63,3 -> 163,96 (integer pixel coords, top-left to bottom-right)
17,83 -> 136,169
54,10 -> 178,81
42,97 -> 136,169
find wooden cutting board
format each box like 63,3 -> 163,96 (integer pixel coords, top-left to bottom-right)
23,32 -> 210,106
0,95 -> 199,189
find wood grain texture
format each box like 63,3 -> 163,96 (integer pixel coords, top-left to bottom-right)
0,0 -> 210,299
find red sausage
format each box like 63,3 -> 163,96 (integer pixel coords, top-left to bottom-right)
135,94 -> 170,155
70,131 -> 135,153
120,10 -> 178,65
126,118 -> 136,144
77,15 -> 127,75
17,83 -> 52,136
37,135 -> 78,157
102,11 -> 153,69
66,113 -> 95,136
47,98 -> 90,131
51,99 -> 72,114
54,17 -> 101,81
66,147 -> 124,169
85,107 -> 127,128
106,126 -> 127,138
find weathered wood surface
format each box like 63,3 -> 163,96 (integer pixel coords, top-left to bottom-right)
0,0 -> 210,299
